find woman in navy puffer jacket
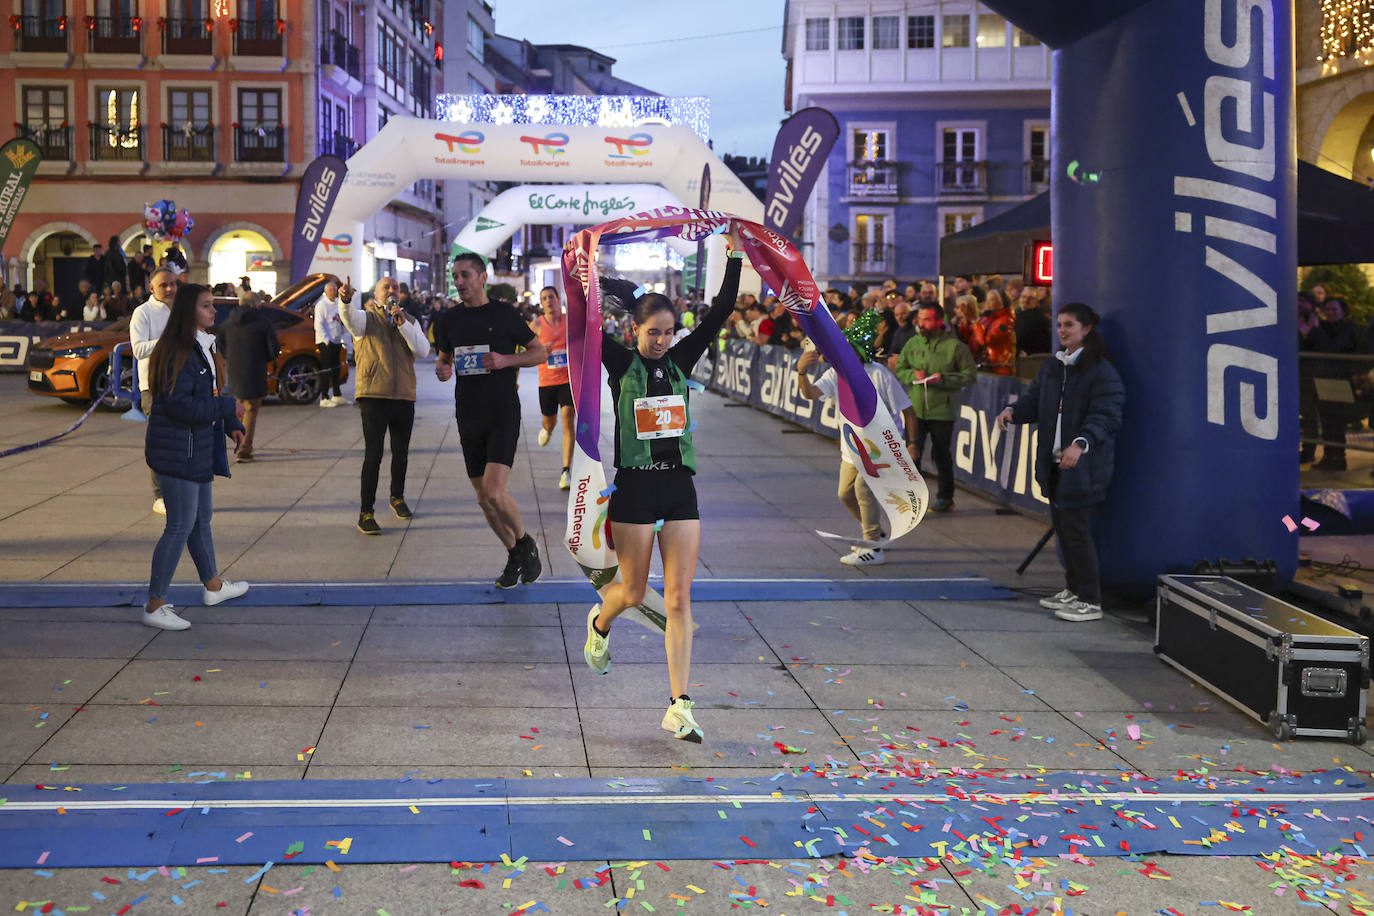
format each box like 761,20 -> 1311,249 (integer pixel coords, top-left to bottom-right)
142,283 -> 250,631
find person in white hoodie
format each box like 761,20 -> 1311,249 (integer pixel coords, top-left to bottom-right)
129,268 -> 181,514
313,278 -> 349,407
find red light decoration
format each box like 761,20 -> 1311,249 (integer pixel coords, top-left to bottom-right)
434,43 -> 443,61
275,17 -> 285,34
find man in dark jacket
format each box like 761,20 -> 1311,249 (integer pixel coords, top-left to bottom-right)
1304,296 -> 1359,470
126,249 -> 147,300
217,300 -> 279,462
83,243 -> 106,290
1013,287 -> 1052,355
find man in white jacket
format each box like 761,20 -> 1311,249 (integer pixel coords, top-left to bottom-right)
313,278 -> 349,407
129,268 -> 180,514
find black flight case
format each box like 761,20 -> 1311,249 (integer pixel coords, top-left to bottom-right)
1155,574 -> 1369,744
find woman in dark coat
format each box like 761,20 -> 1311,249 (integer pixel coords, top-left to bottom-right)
997,302 -> 1125,623
143,283 -> 248,631
217,300 -> 279,462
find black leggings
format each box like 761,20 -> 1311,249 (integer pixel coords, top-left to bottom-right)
317,343 -> 344,398
1048,469 -> 1101,605
358,397 -> 414,513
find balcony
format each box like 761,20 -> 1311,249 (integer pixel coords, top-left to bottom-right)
1024,158 -> 1050,195
161,16 -> 211,54
847,161 -> 900,198
318,133 -> 357,159
232,16 -> 282,56
320,30 -> 361,80
18,124 -> 72,161
12,14 -> 69,52
852,243 -> 895,275
235,124 -> 284,162
88,16 -> 141,54
163,124 -> 215,162
89,125 -> 143,162
936,160 -> 987,195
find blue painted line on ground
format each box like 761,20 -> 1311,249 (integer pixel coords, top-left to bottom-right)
0,576 -> 1012,609
2,773 -> 1369,868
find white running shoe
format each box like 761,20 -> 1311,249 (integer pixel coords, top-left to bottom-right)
335,395 -> 352,405
142,605 -> 190,630
662,697 -> 703,743
152,498 -> 166,516
584,605 -> 610,675
558,468 -> 570,491
537,427 -> 552,447
204,580 -> 249,606
320,397 -> 336,408
1038,588 -> 1077,611
1054,599 -> 1103,623
840,547 -> 885,566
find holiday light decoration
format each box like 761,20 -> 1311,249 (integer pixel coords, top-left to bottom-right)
1319,0 -> 1374,72
435,94 -> 711,142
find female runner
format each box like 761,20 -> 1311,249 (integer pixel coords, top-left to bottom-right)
583,234 -> 744,742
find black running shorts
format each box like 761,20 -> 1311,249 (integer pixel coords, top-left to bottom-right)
607,468 -> 699,525
457,412 -> 520,478
537,382 -> 573,417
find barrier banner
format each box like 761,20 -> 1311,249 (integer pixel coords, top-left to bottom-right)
764,107 -> 839,239
289,155 -> 348,284
0,138 -> 42,255
0,320 -> 111,372
694,340 -> 1049,516
562,209 -> 927,578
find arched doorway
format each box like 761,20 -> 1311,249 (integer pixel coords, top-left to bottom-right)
204,225 -> 283,296
1315,85 -> 1374,180
18,222 -> 99,314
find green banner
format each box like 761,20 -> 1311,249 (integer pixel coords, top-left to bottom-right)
0,138 -> 42,256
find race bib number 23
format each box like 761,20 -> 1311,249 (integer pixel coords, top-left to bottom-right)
453,345 -> 490,376
633,395 -> 687,440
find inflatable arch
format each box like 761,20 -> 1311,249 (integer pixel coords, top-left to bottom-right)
309,117 -> 764,296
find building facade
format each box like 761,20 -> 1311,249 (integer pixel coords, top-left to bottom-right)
782,0 -> 1050,284
1296,0 -> 1374,184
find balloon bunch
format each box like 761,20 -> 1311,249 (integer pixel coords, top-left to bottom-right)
142,199 -> 194,242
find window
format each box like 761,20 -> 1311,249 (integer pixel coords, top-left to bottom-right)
851,127 -> 889,163
976,13 -> 1006,47
941,211 -> 978,236
238,87 -> 280,125
378,23 -> 407,98
94,86 -> 141,159
378,105 -> 392,131
1013,27 -> 1041,47
467,74 -> 486,94
335,101 -> 348,136
23,86 -> 66,129
942,13 -> 970,47
23,0 -> 63,15
942,127 -> 978,162
837,16 -> 863,51
907,14 -> 934,49
873,15 -> 899,50
1026,124 -> 1049,190
320,96 -> 333,139
466,15 -> 483,60
854,214 -> 890,271
804,16 -> 828,51
168,87 -> 210,125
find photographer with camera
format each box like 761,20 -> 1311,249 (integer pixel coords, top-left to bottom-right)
337,275 -> 431,534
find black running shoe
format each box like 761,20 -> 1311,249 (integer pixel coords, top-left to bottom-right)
357,512 -> 381,535
390,497 -> 413,519
495,550 -> 522,589
519,534 -> 542,585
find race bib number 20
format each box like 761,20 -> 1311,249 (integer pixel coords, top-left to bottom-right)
633,395 -> 687,440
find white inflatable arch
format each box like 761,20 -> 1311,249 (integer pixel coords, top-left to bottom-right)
308,117 -> 764,294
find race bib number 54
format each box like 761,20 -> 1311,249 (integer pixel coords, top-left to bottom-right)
453,345 -> 490,376
634,395 -> 687,440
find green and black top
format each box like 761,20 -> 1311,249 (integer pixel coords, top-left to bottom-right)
602,257 -> 742,473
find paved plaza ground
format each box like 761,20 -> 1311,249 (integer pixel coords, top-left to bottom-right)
1,367 -> 1372,915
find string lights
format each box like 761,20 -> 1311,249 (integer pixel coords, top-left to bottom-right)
434,94 -> 711,142
1319,0 -> 1374,73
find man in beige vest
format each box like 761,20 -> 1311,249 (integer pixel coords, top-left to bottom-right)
337,275 -> 430,534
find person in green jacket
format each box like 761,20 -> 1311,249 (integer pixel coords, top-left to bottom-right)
892,302 -> 976,512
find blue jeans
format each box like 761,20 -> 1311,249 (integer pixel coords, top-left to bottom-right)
149,474 -> 218,601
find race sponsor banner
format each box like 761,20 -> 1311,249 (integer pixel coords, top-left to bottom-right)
0,320 -> 111,372
763,108 -> 838,239
0,138 -> 42,256
693,341 -> 1049,517
289,155 -> 349,284
562,209 -> 926,576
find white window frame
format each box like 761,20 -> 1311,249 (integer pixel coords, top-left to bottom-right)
975,12 -> 1007,48
937,206 -> 983,239
907,13 -> 934,49
1023,119 -> 1050,192
941,11 -> 970,48
850,207 -> 895,274
164,80 -> 218,125
15,77 -> 75,128
466,14 -> 483,60
87,80 -> 147,132
836,14 -> 864,51
872,14 -> 900,50
804,16 -> 828,51
229,79 -> 288,128
848,120 -> 896,164
936,119 -> 984,163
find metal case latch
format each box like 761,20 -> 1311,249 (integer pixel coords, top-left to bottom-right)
1301,667 -> 1348,698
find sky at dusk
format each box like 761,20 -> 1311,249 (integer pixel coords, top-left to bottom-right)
489,1 -> 788,159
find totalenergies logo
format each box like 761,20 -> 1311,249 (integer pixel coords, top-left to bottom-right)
519,132 -> 569,156
604,133 -> 652,159
842,424 -> 889,478
434,130 -> 484,154
319,234 -> 352,254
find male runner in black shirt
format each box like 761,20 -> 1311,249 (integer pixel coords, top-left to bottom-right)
433,252 -> 549,588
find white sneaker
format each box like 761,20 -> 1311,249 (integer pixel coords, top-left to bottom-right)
584,605 -> 610,675
1039,588 -> 1077,610
320,397 -> 336,408
335,396 -> 352,405
840,547 -> 885,566
204,580 -> 249,606
152,498 -> 166,516
662,697 -> 703,743
142,604 -> 190,630
537,427 -> 552,447
558,468 -> 570,491
1054,598 -> 1103,623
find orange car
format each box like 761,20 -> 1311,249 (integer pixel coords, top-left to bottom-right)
27,275 -> 346,408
